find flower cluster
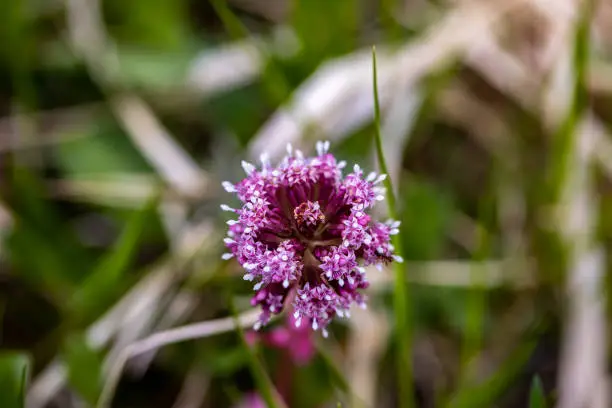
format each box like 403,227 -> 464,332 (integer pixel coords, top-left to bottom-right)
222,141 -> 401,337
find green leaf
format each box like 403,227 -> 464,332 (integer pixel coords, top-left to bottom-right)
0,352 -> 30,408
64,333 -> 104,404
529,376 -> 547,408
54,120 -> 152,177
68,194 -> 160,323
401,179 -> 452,260
6,168 -> 94,294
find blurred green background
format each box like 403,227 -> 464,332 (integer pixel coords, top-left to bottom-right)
0,0 -> 610,407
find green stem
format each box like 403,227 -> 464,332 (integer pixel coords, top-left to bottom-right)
230,299 -> 286,408
372,46 -> 414,408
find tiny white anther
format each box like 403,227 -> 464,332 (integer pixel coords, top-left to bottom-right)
243,227 -> 252,234
283,279 -> 289,288
222,181 -> 236,192
223,238 -> 235,245
259,152 -> 270,166
375,174 -> 387,184
393,255 -> 404,263
390,228 -> 399,235
220,204 -> 234,212
263,266 -> 271,273
376,195 -> 385,201
338,278 -> 344,286
337,160 -> 346,169
221,253 -> 233,260
241,160 -> 256,175
312,320 -> 318,330
294,317 -> 302,327
253,282 -> 263,290
376,263 -> 383,271
286,143 -> 293,155
226,220 -> 239,226
358,267 -> 366,273
322,329 -> 329,338
316,141 -> 323,156
296,149 -> 304,159
343,240 -> 350,247
253,321 -> 262,331
353,164 -> 361,173
366,172 -> 376,182
243,274 -> 254,281
323,140 -> 330,151
336,309 -> 344,318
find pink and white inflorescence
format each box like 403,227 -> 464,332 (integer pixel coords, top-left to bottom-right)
221,141 -> 402,337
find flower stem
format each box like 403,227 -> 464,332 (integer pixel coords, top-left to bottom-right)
372,45 -> 414,408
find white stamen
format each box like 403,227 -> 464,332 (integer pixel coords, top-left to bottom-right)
226,220 -> 239,226
343,240 -> 350,247
253,282 -> 263,290
296,149 -> 304,159
337,160 -> 346,169
220,204 -> 234,212
323,140 -> 330,152
259,152 -> 270,166
376,263 -> 383,271
338,278 -> 344,286
366,172 -> 376,182
376,195 -> 385,201
393,255 -> 404,263
243,274 -> 254,281
221,253 -> 233,260
241,160 -> 256,175
312,320 -> 318,330
390,228 -> 400,235
253,321 -> 262,331
243,227 -> 252,234
375,174 -> 387,184
286,143 -> 293,155
295,317 -> 302,327
223,238 -> 235,245
222,181 -> 236,192
322,329 -> 329,338
353,164 -> 361,173
283,279 -> 289,288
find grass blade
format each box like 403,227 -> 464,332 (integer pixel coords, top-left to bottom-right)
372,45 -> 414,408
0,352 -> 30,408
529,375 -> 547,408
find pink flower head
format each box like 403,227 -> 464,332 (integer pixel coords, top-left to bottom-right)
222,141 -> 402,337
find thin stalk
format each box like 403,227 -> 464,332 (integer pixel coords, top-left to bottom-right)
372,46 -> 414,408
230,299 -> 286,408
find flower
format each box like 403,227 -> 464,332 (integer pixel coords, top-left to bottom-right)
222,141 -> 402,337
